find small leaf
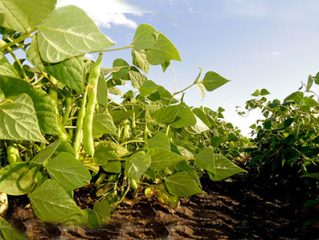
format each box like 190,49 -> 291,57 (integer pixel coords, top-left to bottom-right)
132,49 -> 150,73
149,148 -> 184,171
46,152 -> 91,191
0,163 -> 40,195
193,107 -> 211,128
165,171 -> 202,197
0,94 -> 45,142
197,82 -> 206,99
202,71 -> 230,92
0,0 -> 56,32
132,24 -> 181,66
260,88 -> 270,96
0,53 -> 19,78
251,89 -> 260,97
124,151 -> 151,181
102,161 -> 121,173
195,148 -> 246,181
93,110 -> 117,138
93,198 -> 110,224
171,104 -> 196,128
306,75 -> 314,91
146,132 -> 170,150
210,154 -> 246,181
0,216 -> 25,240
31,140 -> 61,164
128,69 -> 147,89
37,6 -> 114,63
44,56 -> 85,93
29,179 -> 85,224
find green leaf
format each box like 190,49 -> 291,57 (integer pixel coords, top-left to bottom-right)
94,142 -> 128,165
93,198 -> 110,224
0,216 -> 25,240
93,110 -> 117,138
165,171 -> 202,197
132,24 -> 181,66
128,69 -> 147,89
306,76 -> 314,91
132,49 -> 150,73
171,104 -> 196,128
149,148 -> 184,171
37,6 -> 114,63
0,76 -> 61,135
195,148 -> 246,181
0,94 -> 45,142
139,80 -> 160,97
260,88 -> 270,96
26,35 -> 45,70
153,105 -> 180,124
251,89 -> 260,97
44,56 -> 85,93
31,140 -> 61,164
124,151 -> 151,181
0,163 -> 39,195
0,0 -> 56,33
193,107 -> 211,128
29,179 -> 85,224
202,71 -> 230,92
0,53 -> 19,78
146,132 -> 170,150
102,161 -> 121,173
46,152 -> 91,191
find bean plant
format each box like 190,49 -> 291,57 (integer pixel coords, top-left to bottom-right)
0,0 -> 246,236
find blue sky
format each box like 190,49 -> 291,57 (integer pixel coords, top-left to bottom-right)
58,0 -> 319,135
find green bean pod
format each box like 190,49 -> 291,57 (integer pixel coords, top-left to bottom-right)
73,87 -> 88,159
83,53 -> 103,156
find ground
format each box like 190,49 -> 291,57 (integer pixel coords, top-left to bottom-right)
6,176 -> 319,240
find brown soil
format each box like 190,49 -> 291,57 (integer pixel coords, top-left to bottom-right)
7,178 -> 319,240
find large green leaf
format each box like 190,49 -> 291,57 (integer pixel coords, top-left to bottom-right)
44,56 -> 85,93
146,132 -> 170,150
202,71 -> 230,92
0,53 -> 19,78
0,216 -> 25,240
37,6 -> 114,63
171,104 -> 196,128
94,142 -> 128,165
45,152 -> 91,191
149,148 -> 184,171
0,0 -> 56,33
124,151 -> 151,181
195,148 -> 246,181
0,162 -> 40,195
0,94 -> 45,142
0,76 -> 61,135
153,105 -> 180,124
28,179 -> 85,224
165,171 -> 202,197
92,110 -> 117,138
132,24 -> 181,66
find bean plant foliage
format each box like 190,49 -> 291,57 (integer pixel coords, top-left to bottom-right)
0,0 -> 246,236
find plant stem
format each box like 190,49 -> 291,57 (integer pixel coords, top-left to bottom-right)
172,82 -> 196,96
102,45 -> 132,53
7,46 -> 28,80
0,32 -> 32,51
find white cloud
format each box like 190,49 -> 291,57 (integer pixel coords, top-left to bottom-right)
57,0 -> 143,29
